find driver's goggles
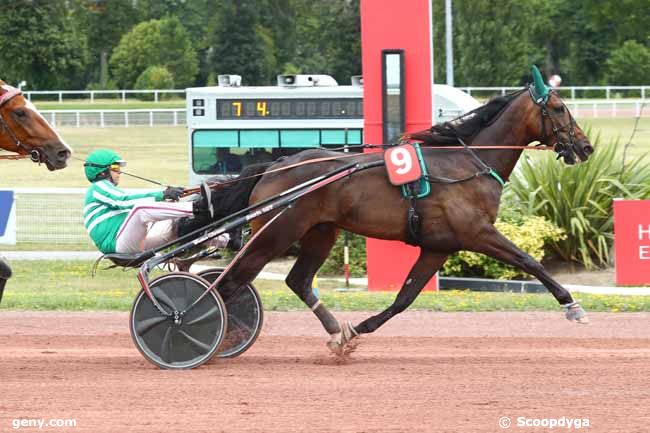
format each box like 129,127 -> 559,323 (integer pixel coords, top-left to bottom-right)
110,161 -> 127,170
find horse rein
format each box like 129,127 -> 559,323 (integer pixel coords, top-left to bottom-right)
0,87 -> 42,163
182,141 -> 556,196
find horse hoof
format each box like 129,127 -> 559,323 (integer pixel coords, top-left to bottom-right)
326,322 -> 359,356
327,333 -> 345,355
575,315 -> 590,325
564,302 -> 589,324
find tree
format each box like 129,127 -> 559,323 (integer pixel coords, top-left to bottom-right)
606,40 -> 650,85
0,1 -> 89,89
288,0 -> 360,84
137,0 -> 219,85
109,17 -> 198,88
75,0 -> 141,87
207,0 -> 277,85
432,0 -> 542,86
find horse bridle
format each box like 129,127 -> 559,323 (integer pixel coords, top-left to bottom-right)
0,88 -> 42,163
529,86 -> 577,161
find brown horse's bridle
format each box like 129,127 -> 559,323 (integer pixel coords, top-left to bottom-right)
0,88 -> 42,162
529,87 -> 577,161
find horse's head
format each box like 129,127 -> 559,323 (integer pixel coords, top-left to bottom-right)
527,66 -> 593,165
0,81 -> 72,170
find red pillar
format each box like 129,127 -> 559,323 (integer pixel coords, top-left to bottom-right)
361,0 -> 438,291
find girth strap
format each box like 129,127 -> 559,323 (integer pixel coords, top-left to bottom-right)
405,197 -> 421,247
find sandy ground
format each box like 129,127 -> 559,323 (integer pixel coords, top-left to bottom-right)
0,311 -> 649,433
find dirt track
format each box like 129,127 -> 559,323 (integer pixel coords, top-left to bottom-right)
1,311 -> 649,433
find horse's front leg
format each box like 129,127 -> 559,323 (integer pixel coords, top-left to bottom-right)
347,250 -> 448,348
466,224 -> 588,324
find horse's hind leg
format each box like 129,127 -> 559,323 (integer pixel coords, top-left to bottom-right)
217,216 -> 312,302
351,250 -> 448,340
285,224 -> 342,336
466,224 -> 588,323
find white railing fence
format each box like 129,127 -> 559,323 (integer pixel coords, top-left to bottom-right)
41,109 -> 186,128
25,89 -> 185,103
565,100 -> 649,118
13,188 -> 155,244
39,101 -> 648,129
23,86 -> 650,103
460,85 -> 649,100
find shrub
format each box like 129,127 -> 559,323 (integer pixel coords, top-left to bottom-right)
320,232 -> 367,277
86,80 -> 118,91
606,40 -> 650,85
506,134 -> 650,269
109,17 -> 198,88
134,66 -> 174,100
441,216 -> 565,280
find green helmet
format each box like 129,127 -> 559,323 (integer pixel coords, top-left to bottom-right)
84,149 -> 126,182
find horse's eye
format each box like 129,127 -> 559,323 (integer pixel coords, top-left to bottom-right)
555,106 -> 565,114
14,109 -> 27,118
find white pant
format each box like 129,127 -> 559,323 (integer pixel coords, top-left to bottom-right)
114,202 -> 229,254
115,202 -> 194,254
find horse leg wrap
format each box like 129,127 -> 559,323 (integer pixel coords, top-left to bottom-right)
312,303 -> 341,335
563,301 -> 589,324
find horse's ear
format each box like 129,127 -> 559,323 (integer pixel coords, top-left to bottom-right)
531,65 -> 550,103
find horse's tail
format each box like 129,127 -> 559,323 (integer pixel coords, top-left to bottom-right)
210,162 -> 273,219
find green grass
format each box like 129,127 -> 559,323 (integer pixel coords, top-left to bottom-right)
0,126 -> 188,188
1,260 -> 649,312
32,98 -> 185,111
580,117 -> 650,158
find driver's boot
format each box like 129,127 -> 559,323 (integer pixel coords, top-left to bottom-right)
192,181 -> 214,218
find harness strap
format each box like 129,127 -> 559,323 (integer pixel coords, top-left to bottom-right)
405,196 -> 421,247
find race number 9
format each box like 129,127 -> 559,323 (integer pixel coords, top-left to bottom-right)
390,147 -> 413,175
383,144 -> 422,185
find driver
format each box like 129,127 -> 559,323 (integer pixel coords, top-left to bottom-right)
82,149 -> 229,254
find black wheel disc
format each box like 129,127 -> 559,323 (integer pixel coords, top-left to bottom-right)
130,272 -> 227,369
198,268 -> 263,358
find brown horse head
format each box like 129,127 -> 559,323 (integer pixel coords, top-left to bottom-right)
525,65 -> 593,164
527,87 -> 593,165
0,81 -> 72,170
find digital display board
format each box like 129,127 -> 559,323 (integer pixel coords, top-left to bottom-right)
216,98 -> 363,120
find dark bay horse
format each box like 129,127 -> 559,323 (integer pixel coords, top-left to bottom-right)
210,74 -> 594,354
0,80 -> 72,303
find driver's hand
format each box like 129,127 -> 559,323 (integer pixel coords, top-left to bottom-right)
163,186 -> 184,201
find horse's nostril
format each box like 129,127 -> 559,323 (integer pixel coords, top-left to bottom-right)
584,145 -> 594,156
57,149 -> 70,160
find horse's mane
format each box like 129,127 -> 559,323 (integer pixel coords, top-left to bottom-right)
408,88 -> 527,145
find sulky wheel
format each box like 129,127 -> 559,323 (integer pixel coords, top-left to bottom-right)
197,268 -> 263,358
129,272 -> 227,369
